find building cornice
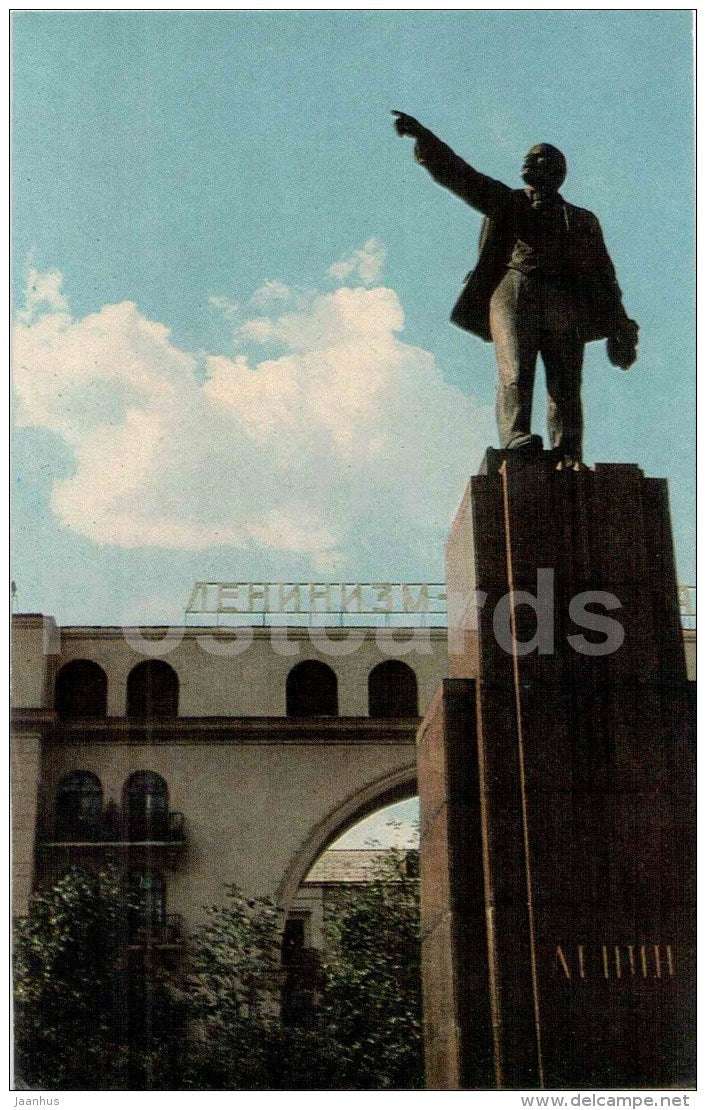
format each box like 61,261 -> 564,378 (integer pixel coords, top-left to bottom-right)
11,711 -> 418,746
11,709 -> 56,730
56,624 -> 450,643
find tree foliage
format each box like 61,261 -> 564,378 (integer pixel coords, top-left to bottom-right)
316,853 -> 423,1089
14,866 -> 135,1089
175,884 -> 286,1089
14,860 -> 423,1090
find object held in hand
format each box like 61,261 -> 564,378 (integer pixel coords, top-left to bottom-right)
606,318 -> 639,370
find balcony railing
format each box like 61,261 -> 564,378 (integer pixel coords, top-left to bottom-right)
47,810 -> 185,844
128,912 -> 183,948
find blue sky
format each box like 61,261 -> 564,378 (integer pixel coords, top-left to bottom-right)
13,11 -> 694,626
333,798 -> 419,853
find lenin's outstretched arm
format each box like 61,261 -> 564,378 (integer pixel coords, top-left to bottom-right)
392,111 -> 511,216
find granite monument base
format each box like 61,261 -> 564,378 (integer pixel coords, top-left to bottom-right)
418,451 -> 695,1089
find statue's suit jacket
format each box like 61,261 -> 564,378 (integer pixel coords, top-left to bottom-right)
413,128 -> 629,343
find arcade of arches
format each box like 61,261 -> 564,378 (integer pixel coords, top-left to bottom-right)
11,615 -> 445,937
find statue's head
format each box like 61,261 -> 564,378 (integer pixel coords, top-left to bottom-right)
522,143 -> 567,190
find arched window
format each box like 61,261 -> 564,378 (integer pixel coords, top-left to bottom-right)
122,771 -> 169,838
55,771 -> 103,838
126,869 -> 166,935
368,660 -> 419,718
286,660 -> 338,717
55,660 -> 108,718
126,660 -> 179,718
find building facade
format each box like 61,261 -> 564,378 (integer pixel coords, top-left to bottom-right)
11,612 -> 695,957
11,613 -> 451,952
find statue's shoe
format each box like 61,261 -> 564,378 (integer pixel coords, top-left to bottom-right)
555,456 -> 586,471
507,433 -> 544,455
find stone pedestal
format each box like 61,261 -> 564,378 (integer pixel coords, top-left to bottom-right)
418,452 -> 695,1089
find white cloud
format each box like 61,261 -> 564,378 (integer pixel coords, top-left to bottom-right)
13,249 -> 494,571
328,237 -> 387,286
209,294 -> 240,320
239,317 -> 276,343
248,279 -> 291,307
18,266 -> 69,322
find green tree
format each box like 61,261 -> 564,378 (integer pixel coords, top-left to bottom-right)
176,884 -> 287,1089
174,865 -> 423,1090
15,862 -> 423,1091
14,866 -> 135,1089
317,852 -> 423,1090
13,865 -> 182,1090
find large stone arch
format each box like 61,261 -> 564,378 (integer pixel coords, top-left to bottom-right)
276,763 -> 417,910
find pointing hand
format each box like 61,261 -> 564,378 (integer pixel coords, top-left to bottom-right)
391,110 -> 424,138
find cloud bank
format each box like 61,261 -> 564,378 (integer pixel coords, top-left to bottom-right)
13,247 -> 494,573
